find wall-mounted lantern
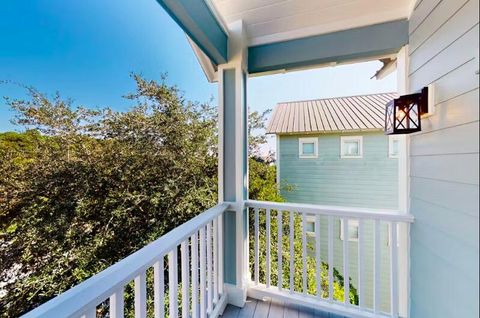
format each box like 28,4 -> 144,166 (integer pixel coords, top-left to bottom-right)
385,87 -> 429,135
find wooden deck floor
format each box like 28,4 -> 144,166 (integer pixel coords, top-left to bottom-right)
220,298 -> 348,318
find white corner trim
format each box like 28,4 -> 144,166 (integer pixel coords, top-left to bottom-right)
217,69 -> 224,203
298,137 -> 318,159
340,136 -> 363,159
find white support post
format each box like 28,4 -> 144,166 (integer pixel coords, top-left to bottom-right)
218,19 -> 249,308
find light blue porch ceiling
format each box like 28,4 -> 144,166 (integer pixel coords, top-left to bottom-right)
155,0 -> 228,64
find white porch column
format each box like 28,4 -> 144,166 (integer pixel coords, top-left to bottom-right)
218,20 -> 249,307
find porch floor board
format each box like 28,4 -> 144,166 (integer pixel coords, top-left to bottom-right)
220,298 -> 348,318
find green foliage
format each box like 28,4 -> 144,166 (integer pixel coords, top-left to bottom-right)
0,76 -> 218,316
248,210 -> 358,305
0,75 -> 357,317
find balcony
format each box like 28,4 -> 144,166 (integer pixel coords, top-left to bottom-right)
9,0 -> 479,317
23,200 -> 413,318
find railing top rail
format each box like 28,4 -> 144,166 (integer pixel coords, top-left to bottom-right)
23,202 -> 231,318
245,200 -> 414,223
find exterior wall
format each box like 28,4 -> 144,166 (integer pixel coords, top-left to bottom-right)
408,0 -> 479,317
278,131 -> 398,311
279,132 -> 398,209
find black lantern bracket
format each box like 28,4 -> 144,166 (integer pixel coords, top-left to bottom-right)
384,84 -> 434,135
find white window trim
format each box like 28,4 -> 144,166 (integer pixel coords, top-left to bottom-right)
299,137 -> 318,159
389,136 -> 400,158
305,216 -> 316,236
339,219 -> 359,242
340,136 -> 363,159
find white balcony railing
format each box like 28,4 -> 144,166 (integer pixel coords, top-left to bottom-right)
22,200 -> 413,318
23,203 -> 230,318
245,200 -> 414,318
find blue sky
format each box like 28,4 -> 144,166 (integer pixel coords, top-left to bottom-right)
0,0 -> 395,137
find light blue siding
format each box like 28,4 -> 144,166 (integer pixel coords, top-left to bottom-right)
408,0 -> 479,317
278,131 -> 398,311
279,132 -> 398,209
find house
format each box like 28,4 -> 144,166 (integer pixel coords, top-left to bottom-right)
22,1 -> 479,318
268,92 -> 402,312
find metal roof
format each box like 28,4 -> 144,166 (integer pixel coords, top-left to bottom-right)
266,92 -> 398,134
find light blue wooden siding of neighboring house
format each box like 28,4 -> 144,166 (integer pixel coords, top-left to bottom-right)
278,131 -> 398,311
279,132 -> 398,208
408,0 -> 479,317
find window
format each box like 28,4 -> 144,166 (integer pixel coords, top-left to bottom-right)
389,136 -> 400,158
305,216 -> 316,236
341,136 -> 363,158
340,219 -> 359,241
299,137 -> 318,158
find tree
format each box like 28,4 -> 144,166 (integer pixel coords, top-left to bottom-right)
0,75 -> 357,317
0,75 -> 218,316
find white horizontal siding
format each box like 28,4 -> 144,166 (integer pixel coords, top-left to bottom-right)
409,0 -> 471,53
410,177 -> 479,217
408,0 -> 479,317
419,88 -> 479,132
411,153 -> 479,185
409,24 -> 479,89
409,0 -> 479,74
410,121 -> 479,156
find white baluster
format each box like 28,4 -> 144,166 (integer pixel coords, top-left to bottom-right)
218,214 -> 224,296
390,222 -> 399,318
343,218 -> 350,305
328,216 -> 334,302
191,233 -> 199,318
277,210 -> 283,290
169,249 -> 178,318
181,241 -> 190,318
374,220 -> 381,314
358,219 -> 365,310
302,212 -> 307,295
254,208 -> 260,285
153,259 -> 164,318
110,288 -> 124,318
199,227 -> 206,318
266,208 -> 271,288
315,214 -> 321,298
207,222 -> 213,314
289,210 -> 295,293
213,217 -> 219,304
135,272 -> 147,318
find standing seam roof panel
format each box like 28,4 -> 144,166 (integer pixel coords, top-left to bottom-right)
267,93 -> 395,133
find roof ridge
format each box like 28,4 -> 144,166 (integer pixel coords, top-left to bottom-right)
276,92 -> 397,105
